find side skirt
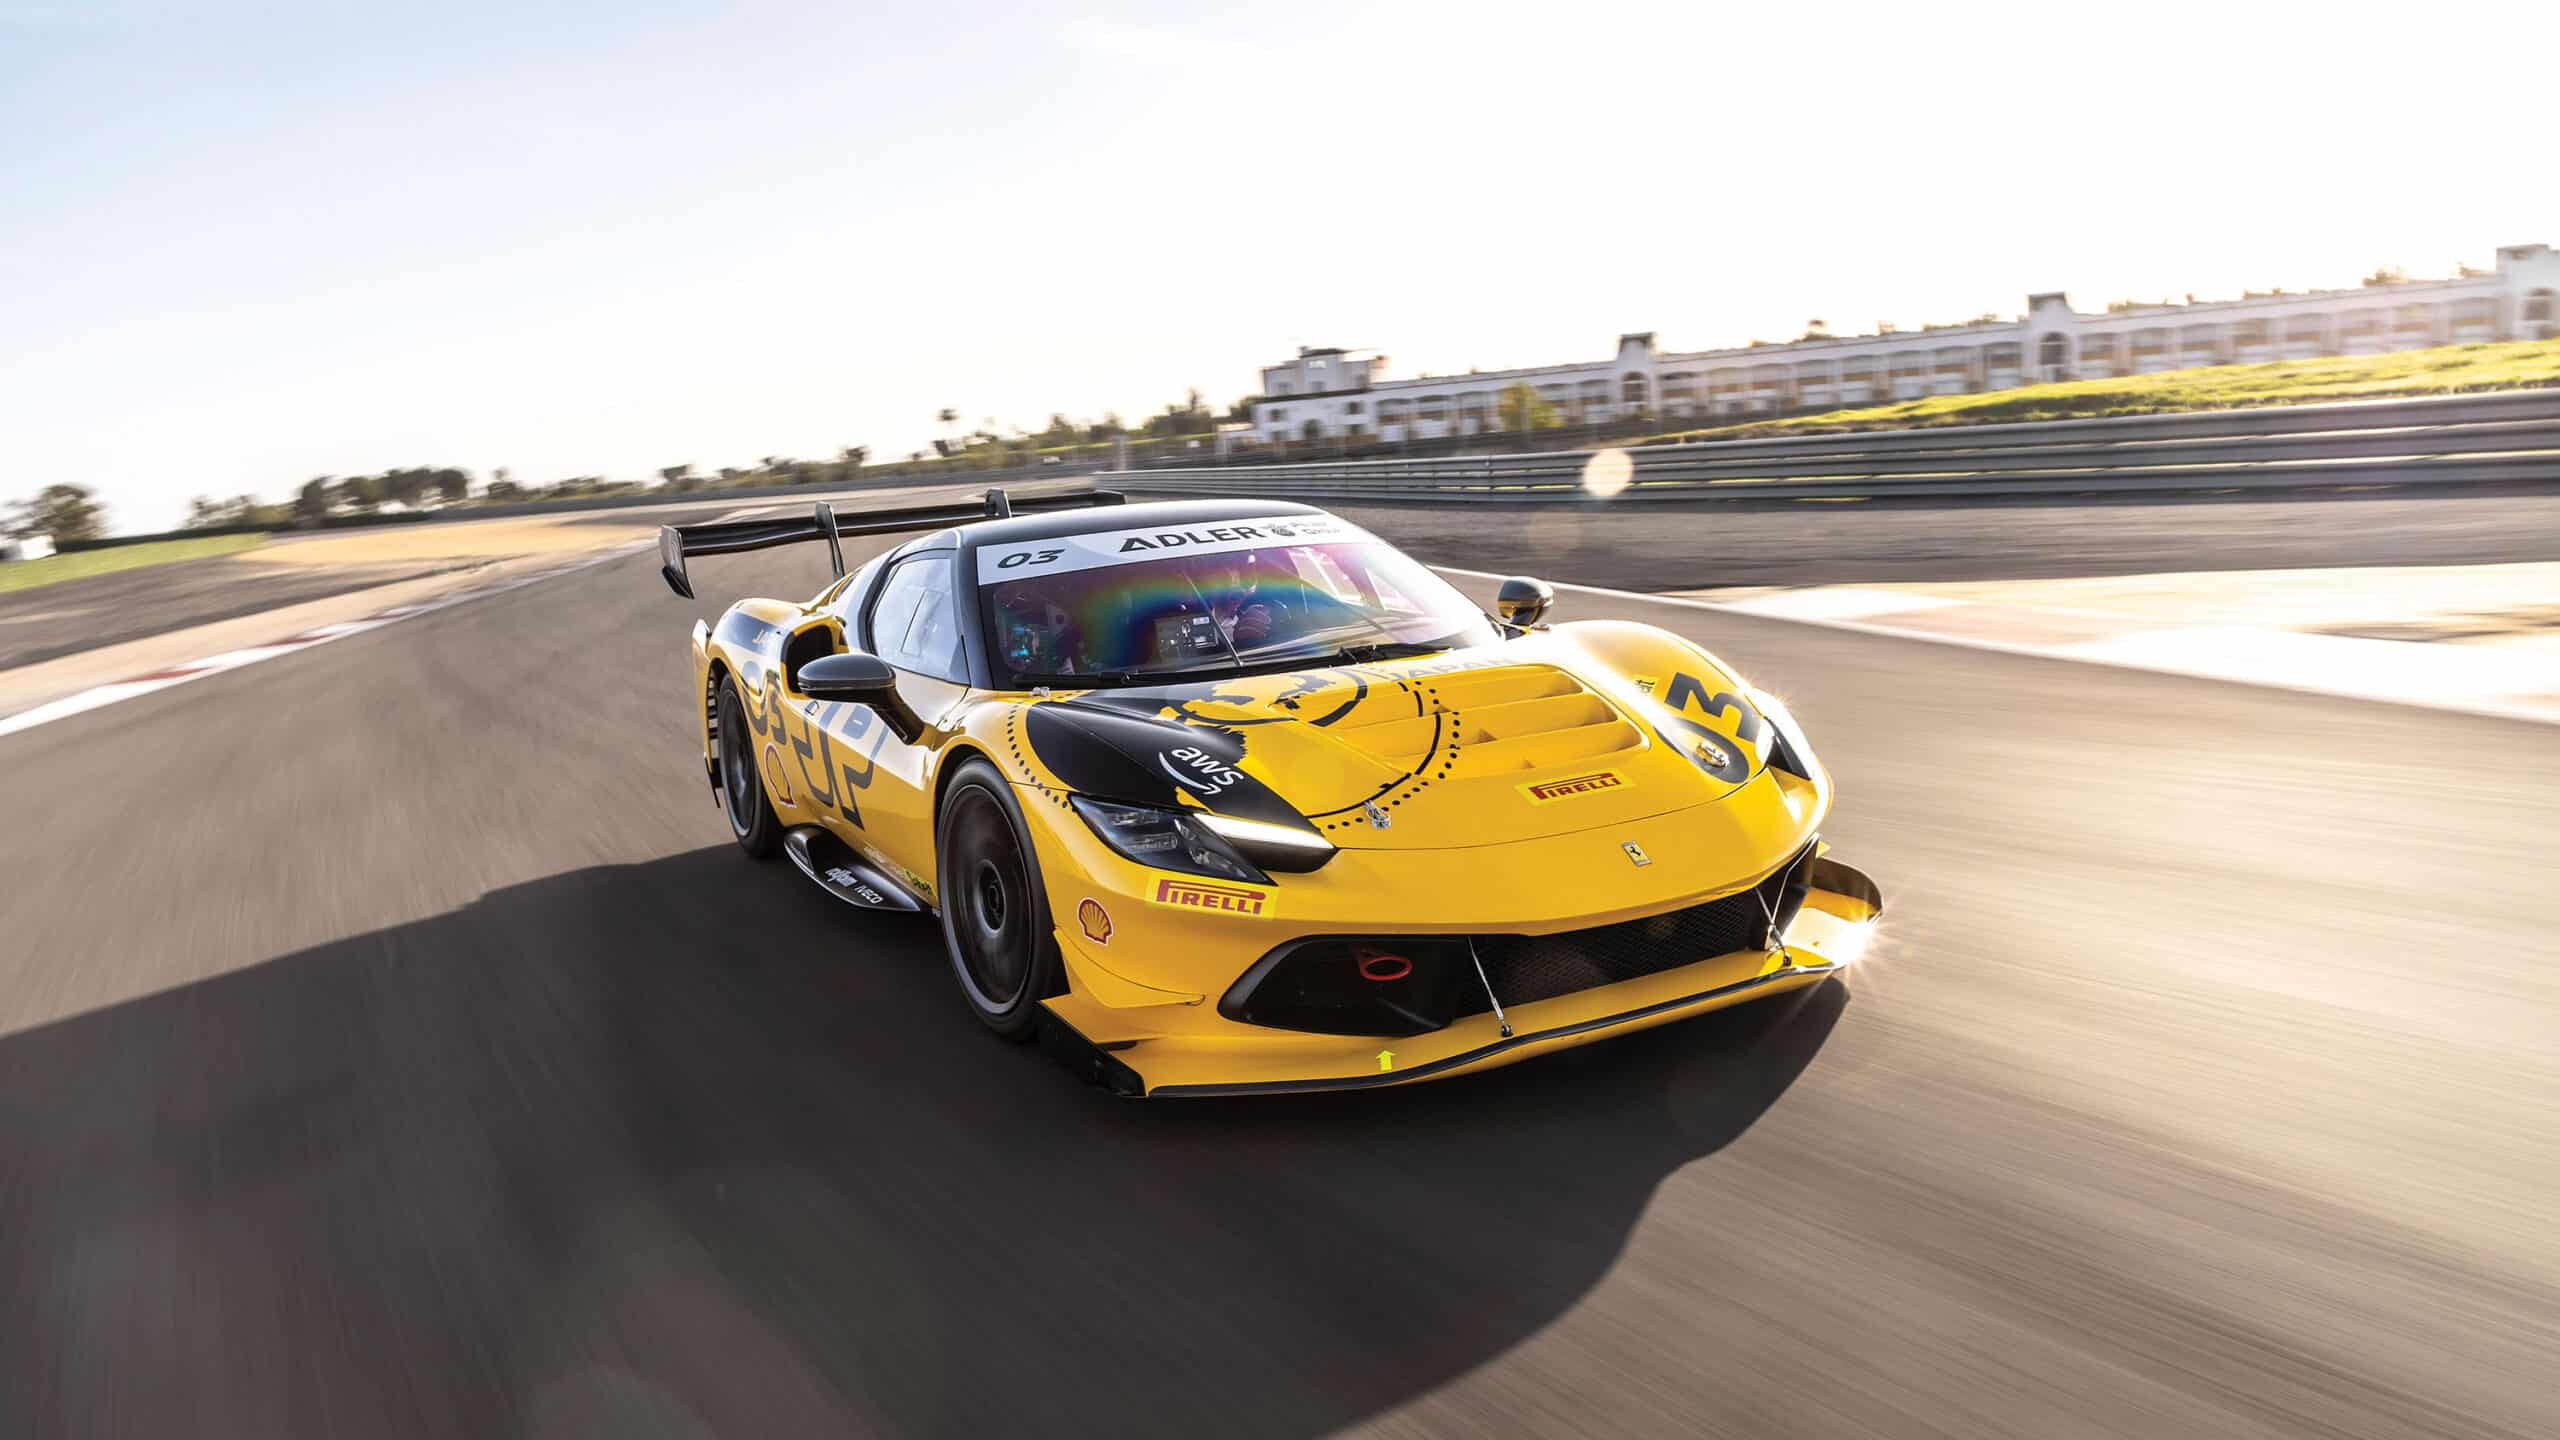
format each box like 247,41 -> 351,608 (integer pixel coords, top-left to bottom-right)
782,826 -> 927,913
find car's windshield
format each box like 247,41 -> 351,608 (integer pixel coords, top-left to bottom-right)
980,532 -> 1497,686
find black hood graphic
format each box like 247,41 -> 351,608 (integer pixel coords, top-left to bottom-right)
1021,704 -> 1317,833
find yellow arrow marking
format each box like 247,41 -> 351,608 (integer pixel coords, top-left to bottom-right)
1377,1049 -> 1395,1072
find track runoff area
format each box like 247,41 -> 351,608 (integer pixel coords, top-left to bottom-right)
0,498 -> 2553,1438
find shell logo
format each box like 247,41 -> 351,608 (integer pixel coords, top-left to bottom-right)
1077,897 -> 1114,944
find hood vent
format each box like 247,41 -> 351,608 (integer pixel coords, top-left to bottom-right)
1325,664 -> 1644,778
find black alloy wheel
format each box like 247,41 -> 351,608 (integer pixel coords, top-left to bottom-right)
936,759 -> 1061,1039
717,677 -> 780,857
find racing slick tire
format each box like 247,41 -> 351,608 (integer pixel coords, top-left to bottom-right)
936,757 -> 1064,1041
715,675 -> 781,858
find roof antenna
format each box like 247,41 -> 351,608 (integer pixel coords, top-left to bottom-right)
983,487 -> 1012,518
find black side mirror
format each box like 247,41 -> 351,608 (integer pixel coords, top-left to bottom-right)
797,652 -> 924,742
1495,576 -> 1555,628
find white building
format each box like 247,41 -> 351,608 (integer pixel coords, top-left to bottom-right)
1252,244 -> 2560,446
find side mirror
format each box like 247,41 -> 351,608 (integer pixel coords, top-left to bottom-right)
797,652 -> 924,742
1495,576 -> 1555,628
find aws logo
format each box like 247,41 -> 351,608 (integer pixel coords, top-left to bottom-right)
1519,770 -> 1627,804
1151,877 -> 1268,916
1159,744 -> 1245,796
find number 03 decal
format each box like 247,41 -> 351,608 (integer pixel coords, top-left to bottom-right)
1658,671 -> 1766,783
995,548 -> 1064,570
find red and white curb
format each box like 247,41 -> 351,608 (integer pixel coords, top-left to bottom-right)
1435,568 -> 2560,727
0,543 -> 651,740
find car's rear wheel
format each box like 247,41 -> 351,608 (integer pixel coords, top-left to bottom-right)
716,675 -> 780,858
936,759 -> 1061,1039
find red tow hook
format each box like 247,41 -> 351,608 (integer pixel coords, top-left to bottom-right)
1354,947 -> 1412,983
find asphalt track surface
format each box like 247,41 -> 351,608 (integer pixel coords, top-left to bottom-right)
0,551 -> 458,671
2,518 -> 2556,1438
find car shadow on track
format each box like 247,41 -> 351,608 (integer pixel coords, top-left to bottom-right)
0,846 -> 1847,1439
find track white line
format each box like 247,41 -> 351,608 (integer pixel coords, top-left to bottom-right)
0,543 -> 652,740
1429,565 -> 2560,728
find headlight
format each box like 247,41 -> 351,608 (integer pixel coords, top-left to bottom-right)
1070,797 -> 1336,884
1747,687 -> 1819,781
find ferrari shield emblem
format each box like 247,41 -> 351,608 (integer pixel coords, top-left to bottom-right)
1622,841 -> 1651,867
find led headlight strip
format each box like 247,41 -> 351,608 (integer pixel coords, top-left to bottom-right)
1069,797 -> 1336,882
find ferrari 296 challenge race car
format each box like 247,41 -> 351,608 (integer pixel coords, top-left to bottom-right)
656,487 -> 1882,1096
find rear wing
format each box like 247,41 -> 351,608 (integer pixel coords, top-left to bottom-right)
655,486 -> 1124,599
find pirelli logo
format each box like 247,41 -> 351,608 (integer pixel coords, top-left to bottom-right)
1151,877 -> 1269,916
1519,770 -> 1627,804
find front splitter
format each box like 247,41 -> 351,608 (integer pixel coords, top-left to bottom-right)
1045,959 -> 1840,1098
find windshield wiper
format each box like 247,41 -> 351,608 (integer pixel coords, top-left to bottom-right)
1080,664 -> 1225,686
1329,641 -> 1448,664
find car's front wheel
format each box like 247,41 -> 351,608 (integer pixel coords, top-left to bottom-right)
936,758 -> 1062,1039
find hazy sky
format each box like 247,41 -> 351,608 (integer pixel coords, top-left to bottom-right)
6,1 -> 2554,532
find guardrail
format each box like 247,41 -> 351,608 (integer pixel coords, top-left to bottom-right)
1105,388 -> 2560,504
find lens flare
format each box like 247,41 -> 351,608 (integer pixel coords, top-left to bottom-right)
1581,447 -> 1633,499
1823,922 -> 1879,966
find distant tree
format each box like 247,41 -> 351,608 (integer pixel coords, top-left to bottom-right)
2363,265 -> 2409,288
1141,389 -> 1217,438
1225,394 -> 1261,423
379,467 -> 430,509
658,463 -> 696,491
717,467 -> 745,485
1801,317 -> 1832,341
1497,383 -> 1561,432
4,483 -> 106,541
432,468 -> 470,503
838,446 -> 868,469
296,477 -> 332,524
184,495 -> 225,529
936,408 -> 958,426
1084,412 -> 1125,442
332,475 -> 380,512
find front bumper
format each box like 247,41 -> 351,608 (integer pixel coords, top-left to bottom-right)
1038,858 -> 1882,1097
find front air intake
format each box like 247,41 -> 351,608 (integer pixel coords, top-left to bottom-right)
1221,843 -> 1817,1037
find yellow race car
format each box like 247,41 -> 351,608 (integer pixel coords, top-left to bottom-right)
657,488 -> 1882,1096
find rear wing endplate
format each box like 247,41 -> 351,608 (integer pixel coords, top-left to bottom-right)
655,486 -> 1122,600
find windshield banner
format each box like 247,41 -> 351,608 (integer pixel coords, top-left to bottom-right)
975,514 -> 1380,582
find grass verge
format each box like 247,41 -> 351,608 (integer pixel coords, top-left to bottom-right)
0,533 -> 269,595
1633,338 -> 2560,445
